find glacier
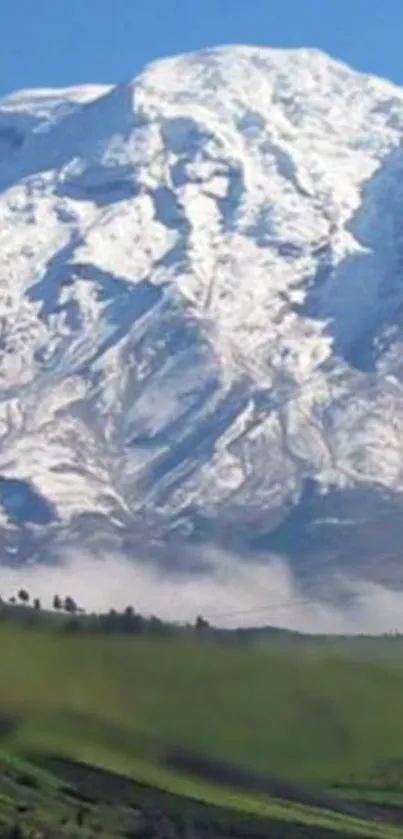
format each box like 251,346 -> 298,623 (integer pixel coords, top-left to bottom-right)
1,46 -> 403,595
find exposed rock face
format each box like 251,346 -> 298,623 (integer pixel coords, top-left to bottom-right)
1,46 -> 403,591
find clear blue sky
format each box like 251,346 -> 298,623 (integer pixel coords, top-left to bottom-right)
1,0 -> 402,98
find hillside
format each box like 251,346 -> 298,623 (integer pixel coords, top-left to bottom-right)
1,623 -> 402,786
1,619 -> 403,836
2,47 -> 403,602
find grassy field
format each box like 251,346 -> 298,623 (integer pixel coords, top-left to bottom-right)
2,616 -> 403,836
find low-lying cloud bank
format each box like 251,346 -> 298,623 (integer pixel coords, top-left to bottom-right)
0,549 -> 402,635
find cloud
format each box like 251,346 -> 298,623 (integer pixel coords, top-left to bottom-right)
1,547 -> 403,636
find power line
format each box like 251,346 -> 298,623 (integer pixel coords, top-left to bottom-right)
168,559 -> 403,624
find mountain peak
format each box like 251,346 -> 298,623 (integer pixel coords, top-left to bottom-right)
0,47 -> 403,598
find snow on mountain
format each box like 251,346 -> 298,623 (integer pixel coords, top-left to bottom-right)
1,45 -> 403,590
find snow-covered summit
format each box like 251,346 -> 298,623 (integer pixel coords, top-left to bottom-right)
1,46 -> 403,586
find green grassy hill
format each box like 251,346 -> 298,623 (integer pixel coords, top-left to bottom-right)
1,615 -> 403,837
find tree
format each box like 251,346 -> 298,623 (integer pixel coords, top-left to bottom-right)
17,589 -> 30,605
64,596 -> 78,614
195,615 -> 210,631
99,608 -> 119,633
122,605 -> 144,633
148,615 -> 166,636
64,617 -> 81,633
53,594 -> 62,610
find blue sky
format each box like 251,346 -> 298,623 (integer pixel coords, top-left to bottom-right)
0,0 -> 402,97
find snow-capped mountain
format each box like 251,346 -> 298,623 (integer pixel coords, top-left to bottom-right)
1,45 -> 403,590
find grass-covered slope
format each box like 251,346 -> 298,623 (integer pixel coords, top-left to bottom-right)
2,625 -> 403,787
2,616 -> 403,836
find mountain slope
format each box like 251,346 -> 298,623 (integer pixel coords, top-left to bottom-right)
1,46 -> 403,591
